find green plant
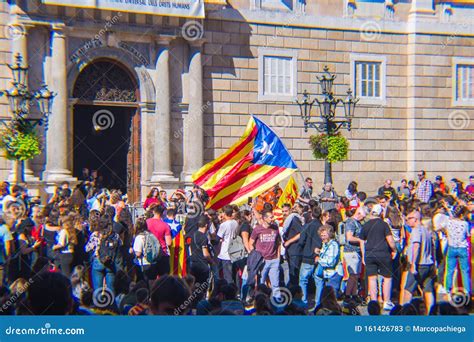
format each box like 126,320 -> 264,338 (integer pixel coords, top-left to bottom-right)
309,133 -> 349,163
0,122 -> 42,161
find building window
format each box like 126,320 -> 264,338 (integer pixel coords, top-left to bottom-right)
350,54 -> 387,105
356,62 -> 381,98
258,48 -> 297,102
457,65 -> 474,101
453,58 -> 474,106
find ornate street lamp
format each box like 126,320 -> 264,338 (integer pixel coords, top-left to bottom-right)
296,65 -> 359,184
9,54 -> 28,87
0,53 -> 55,183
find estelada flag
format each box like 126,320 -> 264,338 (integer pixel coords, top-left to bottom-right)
169,230 -> 187,277
276,176 -> 299,208
192,116 -> 298,210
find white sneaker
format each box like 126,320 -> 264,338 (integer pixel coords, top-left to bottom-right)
383,301 -> 395,311
438,285 -> 447,295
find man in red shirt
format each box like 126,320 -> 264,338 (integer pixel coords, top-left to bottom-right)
250,210 -> 281,300
146,205 -> 172,276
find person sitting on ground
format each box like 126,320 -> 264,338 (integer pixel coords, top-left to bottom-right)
149,275 -> 191,315
367,300 -> 381,315
314,286 -> 342,315
128,288 -> 149,316
218,283 -> 245,315
26,272 -> 73,315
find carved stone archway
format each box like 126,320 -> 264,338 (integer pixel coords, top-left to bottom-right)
72,58 -> 141,202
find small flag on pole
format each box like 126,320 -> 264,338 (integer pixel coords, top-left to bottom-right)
277,175 -> 299,208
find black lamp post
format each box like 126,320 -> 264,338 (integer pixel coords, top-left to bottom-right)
296,66 -> 358,184
0,53 -> 55,183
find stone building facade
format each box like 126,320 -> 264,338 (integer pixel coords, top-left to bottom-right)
0,0 -> 473,202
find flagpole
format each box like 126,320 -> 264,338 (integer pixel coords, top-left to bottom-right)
297,169 -> 306,187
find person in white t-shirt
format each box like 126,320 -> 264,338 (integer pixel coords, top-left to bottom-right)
133,218 -> 159,282
217,206 -> 238,284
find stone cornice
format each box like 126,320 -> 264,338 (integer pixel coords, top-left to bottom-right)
206,8 -> 474,37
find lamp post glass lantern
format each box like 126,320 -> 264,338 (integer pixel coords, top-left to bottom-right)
0,53 -> 55,183
296,65 -> 359,184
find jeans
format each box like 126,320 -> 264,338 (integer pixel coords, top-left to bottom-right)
218,259 -> 233,284
299,263 -> 316,304
240,265 -> 248,299
315,272 -> 342,307
261,258 -> 280,297
445,247 -> 470,293
91,258 -> 116,293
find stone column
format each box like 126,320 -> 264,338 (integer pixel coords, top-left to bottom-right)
150,36 -> 177,183
43,24 -> 74,182
182,41 -> 204,183
7,21 -> 38,182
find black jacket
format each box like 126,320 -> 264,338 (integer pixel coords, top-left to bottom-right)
284,216 -> 303,256
298,219 -> 323,265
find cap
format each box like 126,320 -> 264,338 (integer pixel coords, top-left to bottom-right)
175,189 -> 186,197
435,175 -> 442,181
371,204 -> 383,216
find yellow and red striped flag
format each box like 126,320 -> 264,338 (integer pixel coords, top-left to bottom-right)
169,230 -> 187,277
276,176 -> 298,208
193,116 -> 298,210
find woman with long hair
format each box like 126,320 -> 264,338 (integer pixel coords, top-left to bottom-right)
143,188 -> 161,210
10,217 -> 42,281
345,181 -> 359,208
53,219 -> 77,277
85,215 -> 122,293
449,179 -> 464,199
132,217 -> 159,283
109,191 -> 126,221
72,214 -> 89,269
444,205 -> 471,297
159,190 -> 169,208
41,207 -> 62,265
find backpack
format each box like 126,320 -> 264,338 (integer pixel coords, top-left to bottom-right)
321,240 -> 340,270
337,221 -> 346,246
228,235 -> 247,263
142,231 -> 161,264
98,232 -> 120,268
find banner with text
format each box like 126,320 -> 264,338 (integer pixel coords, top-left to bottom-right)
42,0 -> 205,18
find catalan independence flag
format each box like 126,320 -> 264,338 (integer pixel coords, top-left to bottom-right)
169,230 -> 187,277
193,116 -> 298,210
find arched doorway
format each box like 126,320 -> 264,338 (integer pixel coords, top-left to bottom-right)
72,59 -> 141,202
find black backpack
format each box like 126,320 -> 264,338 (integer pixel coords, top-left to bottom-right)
98,231 -> 120,268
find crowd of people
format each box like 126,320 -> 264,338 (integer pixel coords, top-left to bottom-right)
0,171 -> 472,316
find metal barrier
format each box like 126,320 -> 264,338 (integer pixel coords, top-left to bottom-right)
129,202 -> 145,224
128,204 -> 188,225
